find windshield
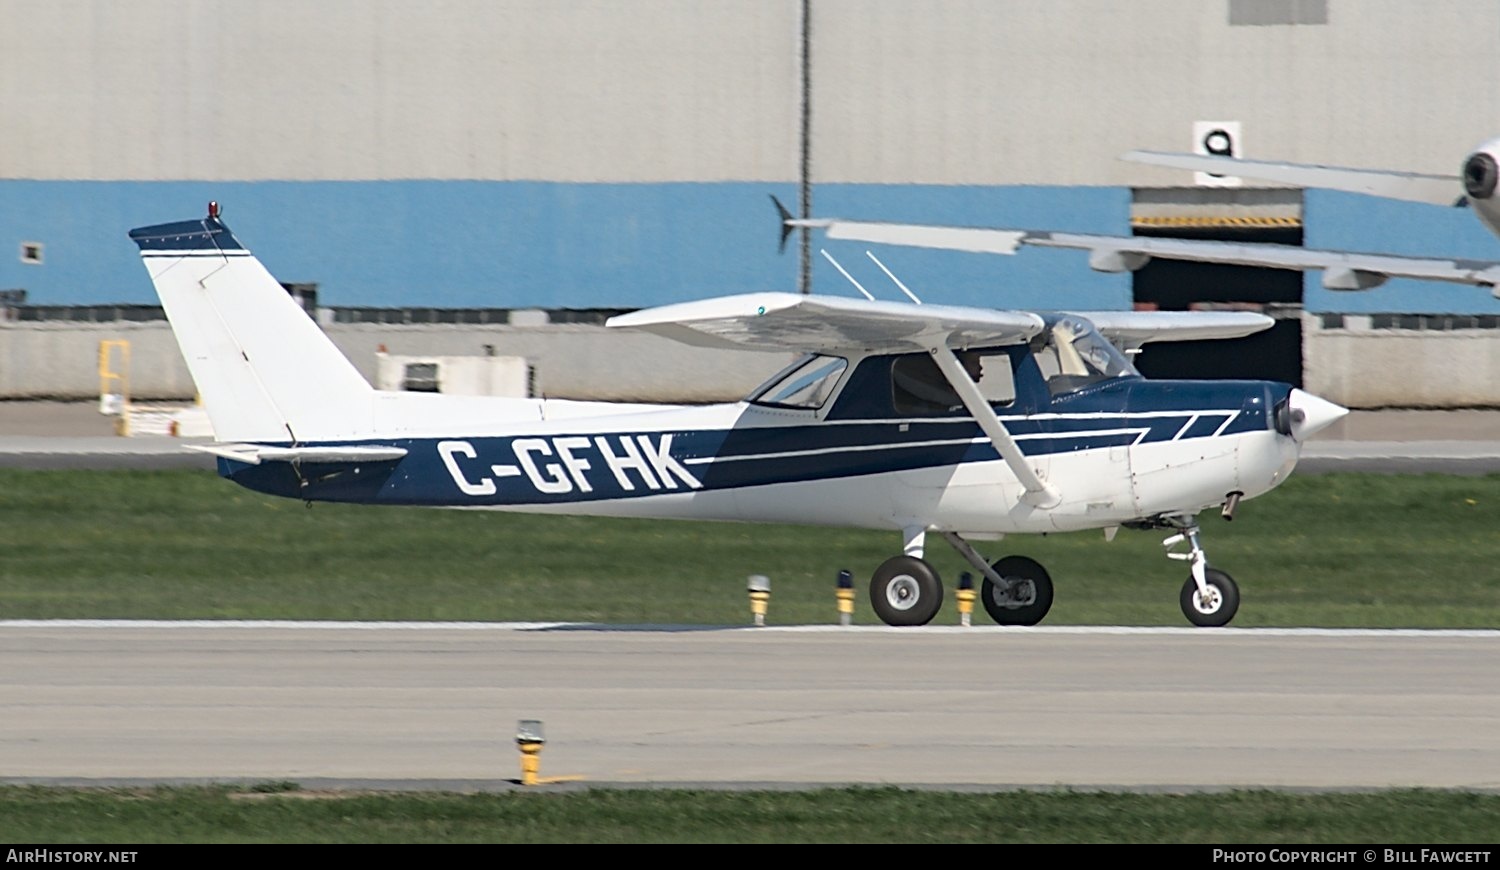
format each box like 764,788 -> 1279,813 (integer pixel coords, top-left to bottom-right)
1033,315 -> 1138,396
748,354 -> 848,409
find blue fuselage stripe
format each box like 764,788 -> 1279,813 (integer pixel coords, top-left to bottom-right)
220,408 -> 1268,506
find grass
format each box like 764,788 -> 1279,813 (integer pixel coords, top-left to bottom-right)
0,468 -> 1496,627
2,468 -> 1496,843
0,784 -> 1497,844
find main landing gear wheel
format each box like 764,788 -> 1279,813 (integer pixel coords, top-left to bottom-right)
1180,567 -> 1239,627
870,555 -> 944,627
982,555 -> 1055,626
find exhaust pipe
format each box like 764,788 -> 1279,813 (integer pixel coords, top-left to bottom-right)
1221,490 -> 1243,522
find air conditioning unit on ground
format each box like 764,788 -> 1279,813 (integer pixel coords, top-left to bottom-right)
374,351 -> 533,397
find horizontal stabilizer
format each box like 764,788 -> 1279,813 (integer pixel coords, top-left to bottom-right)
187,443 -> 408,466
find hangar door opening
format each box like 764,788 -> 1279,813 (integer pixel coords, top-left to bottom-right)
1128,188 -> 1304,387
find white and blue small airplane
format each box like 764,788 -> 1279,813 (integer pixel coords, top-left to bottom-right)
784,138 -> 1500,295
130,203 -> 1348,628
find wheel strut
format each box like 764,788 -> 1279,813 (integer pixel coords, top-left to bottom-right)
1162,522 -> 1210,600
939,530 -> 1011,595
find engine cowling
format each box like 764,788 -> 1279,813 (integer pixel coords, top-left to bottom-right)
1463,143 -> 1500,200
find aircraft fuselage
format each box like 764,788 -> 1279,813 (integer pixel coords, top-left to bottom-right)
219,376 -> 1301,537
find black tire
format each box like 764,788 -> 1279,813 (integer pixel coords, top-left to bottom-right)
981,555 -> 1055,626
869,556 -> 943,627
1180,568 -> 1240,627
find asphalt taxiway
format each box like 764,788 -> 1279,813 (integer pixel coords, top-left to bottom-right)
2,622 -> 1497,793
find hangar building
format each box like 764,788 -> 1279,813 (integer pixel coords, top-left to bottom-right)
2,0 -> 1497,405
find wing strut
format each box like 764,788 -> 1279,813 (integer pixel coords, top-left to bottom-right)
928,344 -> 1060,509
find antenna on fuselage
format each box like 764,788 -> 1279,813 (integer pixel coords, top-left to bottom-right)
820,248 -> 875,301
865,251 -> 922,305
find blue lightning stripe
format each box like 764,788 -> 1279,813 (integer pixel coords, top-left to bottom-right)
216,405 -> 1267,507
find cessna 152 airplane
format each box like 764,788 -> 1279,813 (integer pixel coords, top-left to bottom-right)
777,137 -> 1500,296
130,204 -> 1348,628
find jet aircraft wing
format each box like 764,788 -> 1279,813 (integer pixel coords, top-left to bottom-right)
788,216 -> 1500,292
1118,150 -> 1462,206
605,291 -> 1045,353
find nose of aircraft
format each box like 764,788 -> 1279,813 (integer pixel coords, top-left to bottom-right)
1285,388 -> 1350,442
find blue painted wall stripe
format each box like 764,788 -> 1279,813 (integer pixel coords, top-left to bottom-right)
3,181 -> 1497,314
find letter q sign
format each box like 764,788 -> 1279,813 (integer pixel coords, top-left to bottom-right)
1192,121 -> 1242,187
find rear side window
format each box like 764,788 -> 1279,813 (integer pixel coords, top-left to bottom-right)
891,351 -> 1015,416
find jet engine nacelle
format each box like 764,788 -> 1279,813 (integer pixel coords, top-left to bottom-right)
1462,138 -> 1500,241
1463,139 -> 1500,201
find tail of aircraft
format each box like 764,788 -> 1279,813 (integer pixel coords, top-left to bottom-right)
129,204 -> 374,444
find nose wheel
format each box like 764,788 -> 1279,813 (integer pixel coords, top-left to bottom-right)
1180,568 -> 1239,627
1163,518 -> 1241,627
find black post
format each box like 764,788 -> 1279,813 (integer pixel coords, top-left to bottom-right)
799,0 -> 812,294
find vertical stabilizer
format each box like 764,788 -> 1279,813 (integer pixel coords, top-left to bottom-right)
129,206 -> 374,443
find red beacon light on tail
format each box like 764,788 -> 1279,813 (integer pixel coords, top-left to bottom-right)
207,201 -> 220,219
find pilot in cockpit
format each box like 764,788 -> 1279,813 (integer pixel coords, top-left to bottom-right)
891,350 -> 984,415
959,349 -> 984,383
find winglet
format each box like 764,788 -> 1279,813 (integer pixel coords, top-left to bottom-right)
771,195 -> 795,253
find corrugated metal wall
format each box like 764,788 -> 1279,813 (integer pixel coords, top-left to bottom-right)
4,0 -> 1500,315
1,0 -> 800,182
5,0 -> 1497,184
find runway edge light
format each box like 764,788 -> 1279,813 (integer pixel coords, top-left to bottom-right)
957,573 -> 976,627
748,574 -> 771,626
516,719 -> 545,786
836,569 -> 855,626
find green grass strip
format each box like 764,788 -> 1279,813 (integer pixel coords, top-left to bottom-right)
0,784 -> 1497,844
0,469 -> 1496,627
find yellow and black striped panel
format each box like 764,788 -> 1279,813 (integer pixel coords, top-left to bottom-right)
1130,215 -> 1303,229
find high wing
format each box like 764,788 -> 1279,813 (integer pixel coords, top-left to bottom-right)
608,291 -> 1061,506
609,292 -> 1270,508
605,290 -> 1044,353
1074,310 -> 1274,354
785,214 -> 1500,293
608,288 -> 1271,355
1119,150 -> 1462,206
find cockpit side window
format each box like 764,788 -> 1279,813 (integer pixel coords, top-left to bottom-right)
748,354 -> 848,409
892,350 -> 1016,416
1032,316 -> 1138,397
